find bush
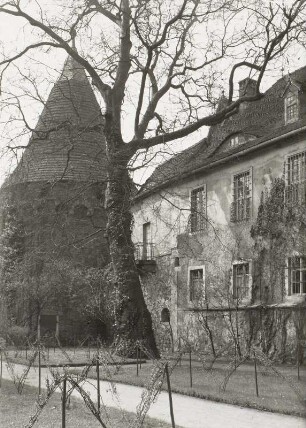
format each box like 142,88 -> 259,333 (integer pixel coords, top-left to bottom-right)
6,325 -> 29,346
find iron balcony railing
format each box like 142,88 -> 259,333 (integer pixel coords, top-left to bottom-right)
135,243 -> 155,261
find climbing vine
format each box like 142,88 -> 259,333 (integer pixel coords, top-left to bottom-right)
250,178 -> 306,361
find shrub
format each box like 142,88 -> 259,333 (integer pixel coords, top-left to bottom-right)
6,325 -> 29,346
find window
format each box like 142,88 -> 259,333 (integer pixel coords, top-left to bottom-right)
142,222 -> 152,260
161,308 -> 170,323
229,135 -> 241,148
288,256 -> 306,295
190,185 -> 206,232
231,169 -> 252,222
233,262 -> 251,301
189,268 -> 204,302
285,92 -> 299,124
285,151 -> 306,204
220,134 -> 256,153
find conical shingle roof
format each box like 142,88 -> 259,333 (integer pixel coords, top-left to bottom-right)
6,54 -> 106,185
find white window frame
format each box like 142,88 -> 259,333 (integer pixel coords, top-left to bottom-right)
284,150 -> 306,205
229,134 -> 240,148
231,167 -> 253,223
231,260 -> 252,304
190,184 -> 207,233
188,265 -> 205,303
286,255 -> 306,297
284,91 -> 299,124
142,222 -> 152,260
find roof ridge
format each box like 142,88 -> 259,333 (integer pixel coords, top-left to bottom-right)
58,55 -> 88,83
137,65 -> 306,197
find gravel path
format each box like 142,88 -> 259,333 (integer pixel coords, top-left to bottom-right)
2,363 -> 305,428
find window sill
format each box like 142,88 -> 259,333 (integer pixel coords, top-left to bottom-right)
285,294 -> 306,303
188,228 -> 208,235
230,219 -> 252,225
285,117 -> 299,125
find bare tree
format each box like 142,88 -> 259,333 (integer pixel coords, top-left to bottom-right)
0,0 -> 305,356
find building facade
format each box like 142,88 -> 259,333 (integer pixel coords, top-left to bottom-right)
132,67 -> 306,360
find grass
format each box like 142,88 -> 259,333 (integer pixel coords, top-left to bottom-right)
0,378 -> 181,428
5,347 -> 137,366
6,347 -> 306,418
72,358 -> 306,418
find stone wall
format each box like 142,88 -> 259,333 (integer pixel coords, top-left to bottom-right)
0,179 -> 109,342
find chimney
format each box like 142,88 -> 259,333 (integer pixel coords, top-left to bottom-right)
238,77 -> 257,98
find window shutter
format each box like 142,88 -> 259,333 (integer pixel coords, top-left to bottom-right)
249,167 -> 253,220
190,190 -> 196,232
287,258 -> 291,296
202,184 -> 207,230
232,265 -> 237,299
230,175 -> 236,222
248,260 -> 253,301
230,201 -> 236,222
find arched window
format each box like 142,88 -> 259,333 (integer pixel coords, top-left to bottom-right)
161,308 -> 170,323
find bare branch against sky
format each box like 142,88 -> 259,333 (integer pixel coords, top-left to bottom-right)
0,0 -> 305,184
0,0 -> 305,352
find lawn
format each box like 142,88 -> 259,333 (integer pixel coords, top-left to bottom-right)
0,379 -> 181,428
72,357 -> 306,418
5,347 -> 306,418
5,346 -> 137,366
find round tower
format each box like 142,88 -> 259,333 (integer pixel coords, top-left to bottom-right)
0,54 -> 109,342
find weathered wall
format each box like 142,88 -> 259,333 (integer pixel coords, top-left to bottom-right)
0,179 -> 109,342
133,134 -> 306,357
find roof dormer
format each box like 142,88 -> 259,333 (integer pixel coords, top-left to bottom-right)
219,132 -> 256,152
238,77 -> 257,99
284,90 -> 299,124
282,78 -> 301,124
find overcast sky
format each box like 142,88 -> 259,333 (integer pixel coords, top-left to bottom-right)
0,1 -> 306,186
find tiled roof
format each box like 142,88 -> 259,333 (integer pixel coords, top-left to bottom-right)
4,55 -> 106,185
138,66 -> 306,196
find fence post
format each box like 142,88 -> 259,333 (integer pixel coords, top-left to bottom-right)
165,363 -> 176,428
189,347 -> 193,388
62,378 -> 67,428
38,346 -> 41,396
253,350 -> 259,397
96,357 -> 101,412
136,345 -> 139,377
0,350 -> 2,388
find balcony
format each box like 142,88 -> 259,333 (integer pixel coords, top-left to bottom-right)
134,243 -> 156,274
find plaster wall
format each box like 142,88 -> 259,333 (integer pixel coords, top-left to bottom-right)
133,135 -> 306,257
133,134 -> 306,354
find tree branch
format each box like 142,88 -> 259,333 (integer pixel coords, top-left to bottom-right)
0,3 -> 111,98
112,0 -> 132,125
87,0 -> 121,26
129,92 -> 263,152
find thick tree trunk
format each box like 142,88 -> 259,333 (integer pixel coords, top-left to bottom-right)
105,145 -> 159,358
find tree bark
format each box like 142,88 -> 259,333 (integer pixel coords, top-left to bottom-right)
105,136 -> 159,358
